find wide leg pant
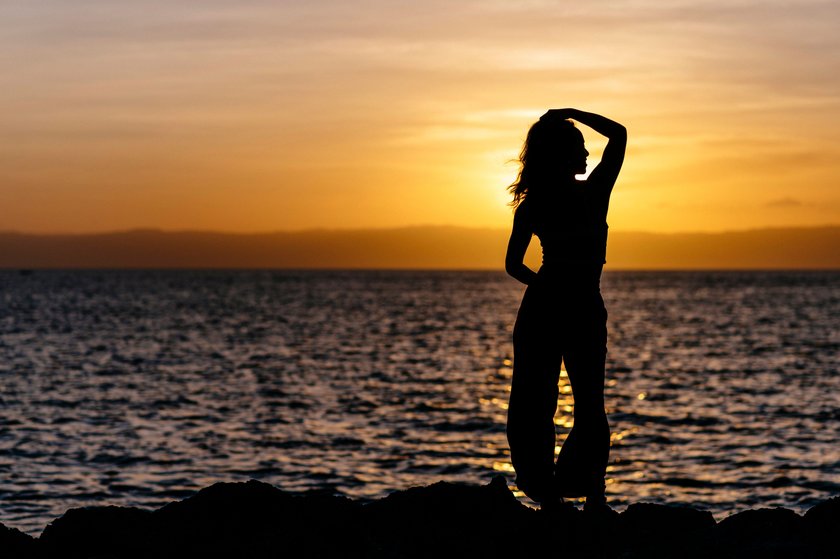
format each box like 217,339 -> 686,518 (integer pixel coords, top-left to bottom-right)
506,279 -> 610,503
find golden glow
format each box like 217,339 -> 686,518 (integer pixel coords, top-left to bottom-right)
1,2 -> 838,237
479,397 -> 509,411
492,461 -> 515,473
610,428 -> 636,444
554,416 -> 574,429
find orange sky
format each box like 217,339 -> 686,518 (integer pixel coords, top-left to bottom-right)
2,1 -> 839,234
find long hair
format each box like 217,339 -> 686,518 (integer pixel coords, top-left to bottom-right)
508,118 -> 579,208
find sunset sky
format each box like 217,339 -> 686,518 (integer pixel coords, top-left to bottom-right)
2,0 -> 839,234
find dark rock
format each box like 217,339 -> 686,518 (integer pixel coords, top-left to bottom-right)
713,508 -> 815,558
569,505 -> 621,557
9,479 -> 840,559
617,502 -> 715,557
361,475 -> 532,558
621,502 -> 715,536
805,496 -> 840,555
150,479 -> 364,558
363,475 -> 525,523
716,507 -> 805,540
0,522 -> 37,559
804,495 -> 840,533
39,505 -> 152,559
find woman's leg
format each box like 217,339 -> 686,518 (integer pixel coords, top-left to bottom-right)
555,298 -> 609,501
507,286 -> 562,503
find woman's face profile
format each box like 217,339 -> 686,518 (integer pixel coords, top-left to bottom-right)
564,130 -> 588,176
549,126 -> 588,176
557,130 -> 589,175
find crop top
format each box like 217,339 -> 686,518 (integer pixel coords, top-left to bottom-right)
520,183 -> 609,277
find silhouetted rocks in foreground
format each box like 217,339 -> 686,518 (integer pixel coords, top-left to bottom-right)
2,478 -> 837,558
0,523 -> 34,557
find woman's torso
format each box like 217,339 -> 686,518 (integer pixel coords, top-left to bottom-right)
523,180 -> 610,289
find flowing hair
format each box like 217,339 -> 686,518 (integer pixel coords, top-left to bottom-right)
508,118 -> 579,208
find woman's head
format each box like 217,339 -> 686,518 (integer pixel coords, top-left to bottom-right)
508,117 -> 588,207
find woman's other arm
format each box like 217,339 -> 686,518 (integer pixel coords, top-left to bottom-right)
505,204 -> 538,285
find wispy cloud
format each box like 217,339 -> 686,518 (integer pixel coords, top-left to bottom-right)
0,0 -> 839,232
766,197 -> 803,208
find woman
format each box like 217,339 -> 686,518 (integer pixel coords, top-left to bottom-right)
505,108 -> 626,511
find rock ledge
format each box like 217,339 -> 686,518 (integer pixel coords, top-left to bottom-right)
1,479 -> 837,558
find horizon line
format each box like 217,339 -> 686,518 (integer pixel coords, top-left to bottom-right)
2,223 -> 839,237
4,266 -> 839,273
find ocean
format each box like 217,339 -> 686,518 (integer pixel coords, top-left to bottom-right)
1,270 -> 838,535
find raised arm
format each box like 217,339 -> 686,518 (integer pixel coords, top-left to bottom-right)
505,204 -> 538,285
542,108 -> 626,190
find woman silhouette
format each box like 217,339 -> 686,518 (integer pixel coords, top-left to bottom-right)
505,108 -> 626,511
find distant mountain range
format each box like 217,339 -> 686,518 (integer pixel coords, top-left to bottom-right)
0,226 -> 837,270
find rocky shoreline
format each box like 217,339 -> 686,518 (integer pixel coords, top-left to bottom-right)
2,477 -> 837,558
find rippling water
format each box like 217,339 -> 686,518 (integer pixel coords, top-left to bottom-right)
1,270 -> 838,535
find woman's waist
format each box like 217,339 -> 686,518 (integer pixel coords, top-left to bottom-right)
537,228 -> 608,266
538,263 -> 603,283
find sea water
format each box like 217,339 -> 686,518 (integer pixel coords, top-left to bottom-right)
0,270 -> 837,535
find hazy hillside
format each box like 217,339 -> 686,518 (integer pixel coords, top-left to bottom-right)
0,226 -> 837,270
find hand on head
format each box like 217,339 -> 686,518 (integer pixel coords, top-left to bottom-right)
540,108 -> 576,122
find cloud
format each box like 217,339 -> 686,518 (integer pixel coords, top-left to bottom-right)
765,197 -> 803,208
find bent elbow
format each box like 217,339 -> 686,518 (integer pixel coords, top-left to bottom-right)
504,261 -> 518,278
616,124 -> 628,140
